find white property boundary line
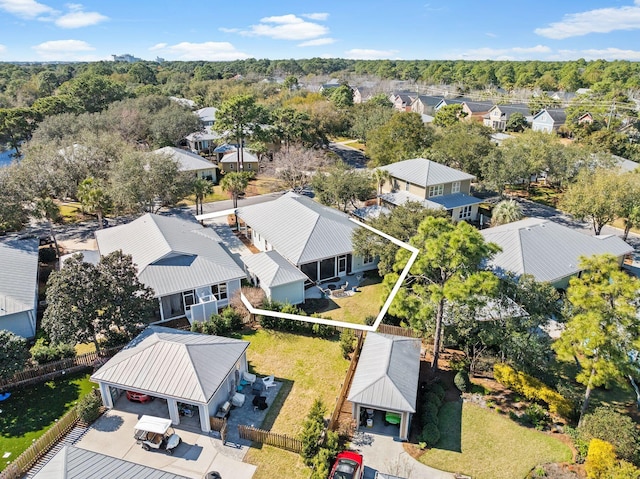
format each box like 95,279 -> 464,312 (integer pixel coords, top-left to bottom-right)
240,217 -> 419,332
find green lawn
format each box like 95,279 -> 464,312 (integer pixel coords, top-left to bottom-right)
419,402 -> 572,479
310,276 -> 384,324
507,184 -> 563,208
241,329 -> 348,478
0,372 -> 98,471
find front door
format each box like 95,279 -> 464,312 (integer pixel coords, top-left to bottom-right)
338,255 -> 347,277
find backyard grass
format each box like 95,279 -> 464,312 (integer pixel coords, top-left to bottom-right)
240,329 -> 348,477
57,202 -> 89,223
245,176 -> 281,196
418,402 -> 572,479
315,277 -> 384,324
0,372 -> 97,471
181,185 -> 229,206
507,184 -> 563,208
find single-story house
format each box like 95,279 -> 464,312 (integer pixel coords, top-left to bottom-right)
531,109 -> 567,133
348,333 -> 421,441
92,326 -> 250,433
236,192 -> 378,284
480,218 -> 634,289
95,214 -> 245,323
243,250 -> 308,305
0,237 -> 39,338
32,446 -> 192,479
154,146 -> 218,182
219,149 -> 260,173
378,158 -> 482,222
577,112 -> 594,125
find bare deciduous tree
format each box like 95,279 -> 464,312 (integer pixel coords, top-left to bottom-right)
273,144 -> 328,192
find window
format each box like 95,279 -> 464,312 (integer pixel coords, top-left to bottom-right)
451,181 -> 460,194
183,290 -> 195,310
212,283 -> 228,300
428,184 -> 444,197
246,163 -> 252,170
363,254 -> 374,265
405,181 -> 410,191
458,205 -> 472,220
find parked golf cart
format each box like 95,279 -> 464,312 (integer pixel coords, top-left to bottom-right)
134,415 -> 181,454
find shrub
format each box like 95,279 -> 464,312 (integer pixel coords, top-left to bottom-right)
431,383 -> 446,402
454,371 -> 470,392
585,439 -> 616,479
418,421 -> 440,448
425,392 -> 442,409
221,307 -> 243,331
39,246 -> 57,263
364,315 -> 376,326
422,401 -> 439,426
312,322 -> 336,339
30,338 -> 76,364
524,403 -> 550,430
579,407 -> 639,464
339,329 -> 355,359
299,398 -> 326,465
76,390 -> 102,423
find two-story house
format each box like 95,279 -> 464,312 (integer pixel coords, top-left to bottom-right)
185,107 -> 222,154
531,109 -> 567,133
389,92 -> 418,112
410,95 -> 444,116
483,104 -> 532,131
378,158 -> 482,222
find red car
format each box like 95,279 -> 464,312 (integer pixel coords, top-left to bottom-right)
126,391 -> 153,403
329,451 -> 364,479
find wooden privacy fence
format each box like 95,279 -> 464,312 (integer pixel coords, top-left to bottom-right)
238,425 -> 302,454
327,330 -> 365,431
209,416 -> 228,443
0,344 -> 125,391
0,407 -> 79,479
376,323 -> 420,338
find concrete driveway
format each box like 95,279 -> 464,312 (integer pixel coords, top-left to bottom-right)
75,409 -> 256,479
352,431 -> 455,479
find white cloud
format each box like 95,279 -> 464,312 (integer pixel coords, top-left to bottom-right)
151,41 -> 250,61
55,10 -> 107,28
0,0 -> 54,18
512,45 -> 551,53
302,12 -> 328,21
554,47 -> 640,61
240,14 -> 329,40
485,32 -> 497,38
32,39 -> 100,60
535,1 -> 640,39
345,48 -> 399,60
219,27 -> 240,33
0,44 -> 6,54
298,37 -> 335,47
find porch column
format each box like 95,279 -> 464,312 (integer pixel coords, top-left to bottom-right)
158,298 -> 165,322
167,398 -> 180,426
99,382 -> 113,408
399,411 -> 409,441
199,405 -> 211,432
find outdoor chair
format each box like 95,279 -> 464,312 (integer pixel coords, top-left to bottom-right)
242,371 -> 257,385
262,374 -> 276,389
231,392 -> 245,408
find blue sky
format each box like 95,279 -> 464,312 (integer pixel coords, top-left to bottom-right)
1,0 -> 640,62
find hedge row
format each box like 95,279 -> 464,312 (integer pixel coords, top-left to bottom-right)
494,363 -> 573,418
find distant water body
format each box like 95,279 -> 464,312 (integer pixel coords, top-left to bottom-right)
0,148 -> 19,167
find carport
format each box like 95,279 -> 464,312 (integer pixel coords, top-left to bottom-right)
92,326 -> 250,433
348,333 -> 421,441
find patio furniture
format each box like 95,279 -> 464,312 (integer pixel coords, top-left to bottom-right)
252,395 -> 268,411
252,379 -> 265,394
262,374 -> 276,389
242,371 -> 257,385
385,411 -> 401,425
0,392 -> 10,401
231,392 -> 245,408
215,401 -> 231,419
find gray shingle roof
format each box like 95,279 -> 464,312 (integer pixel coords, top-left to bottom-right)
91,326 -> 249,404
415,95 -> 443,106
0,237 -> 38,317
236,192 -> 359,265
153,147 -> 217,172
32,446 -> 190,479
532,108 -> 566,123
490,104 -> 532,119
243,250 -> 307,287
347,333 -> 421,413
379,158 -> 475,186
480,218 -> 634,283
463,101 -> 494,113
95,214 -> 244,297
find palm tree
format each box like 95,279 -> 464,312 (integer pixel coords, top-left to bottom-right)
221,172 -> 252,229
491,199 -> 524,226
191,178 -> 214,215
373,168 -> 390,206
77,177 -> 109,229
33,197 -> 61,267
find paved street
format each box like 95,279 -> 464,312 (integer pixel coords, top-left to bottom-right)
329,141 -> 368,169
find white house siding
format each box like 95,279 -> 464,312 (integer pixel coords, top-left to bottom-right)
452,204 -> 479,222
251,229 -> 272,252
0,311 -> 36,339
352,255 -> 379,274
270,281 -> 305,305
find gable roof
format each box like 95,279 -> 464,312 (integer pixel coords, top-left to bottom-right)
243,250 -> 308,288
379,158 -> 475,186
463,100 -> 495,113
480,218 -> 633,284
95,214 -> 244,297
91,326 -> 249,404
0,237 -> 38,317
196,106 -> 217,123
236,192 -> 359,265
347,333 -> 420,413
414,95 -> 444,107
220,149 -> 259,164
532,108 -> 566,123
489,104 -> 531,119
32,446 -> 190,479
153,146 -> 217,172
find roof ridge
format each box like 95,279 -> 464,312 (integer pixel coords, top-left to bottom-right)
184,341 -> 208,402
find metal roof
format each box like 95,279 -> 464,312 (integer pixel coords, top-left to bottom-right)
242,250 -> 307,288
0,237 -> 38,317
480,218 -> 634,283
196,106 -> 217,123
428,193 -> 483,209
153,146 -> 217,172
95,214 -> 245,297
380,191 -> 445,210
185,126 -> 223,142
379,158 -> 475,187
347,333 -> 420,413
236,192 -> 359,265
91,326 -> 249,404
32,446 -> 190,479
220,149 -> 259,163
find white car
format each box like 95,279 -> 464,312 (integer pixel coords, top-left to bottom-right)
134,415 -> 181,454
